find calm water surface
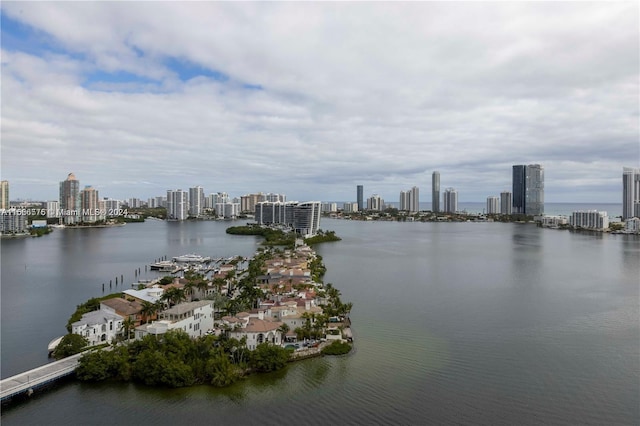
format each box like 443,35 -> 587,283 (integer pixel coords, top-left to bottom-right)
1,219 -> 638,425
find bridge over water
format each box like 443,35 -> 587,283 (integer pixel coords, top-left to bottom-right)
0,353 -> 83,403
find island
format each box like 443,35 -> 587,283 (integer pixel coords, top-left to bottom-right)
226,224 -> 341,246
57,243 -> 352,388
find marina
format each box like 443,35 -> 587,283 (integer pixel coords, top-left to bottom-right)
149,254 -> 242,276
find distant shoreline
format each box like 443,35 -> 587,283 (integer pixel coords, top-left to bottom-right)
57,223 -> 126,229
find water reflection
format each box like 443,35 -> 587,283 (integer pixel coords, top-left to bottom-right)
166,222 -> 205,246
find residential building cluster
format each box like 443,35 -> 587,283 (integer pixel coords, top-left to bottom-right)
69,244 -> 352,351
164,189 -> 292,221
44,173 -> 125,225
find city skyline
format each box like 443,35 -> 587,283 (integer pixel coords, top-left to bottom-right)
1,165 -> 636,209
1,3 -> 638,202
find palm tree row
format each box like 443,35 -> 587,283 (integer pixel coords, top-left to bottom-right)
322,283 -> 353,318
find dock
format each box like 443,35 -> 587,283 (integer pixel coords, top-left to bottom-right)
0,352 -> 83,403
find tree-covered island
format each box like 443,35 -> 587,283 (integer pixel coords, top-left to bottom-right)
69,243 -> 352,388
226,224 -> 341,246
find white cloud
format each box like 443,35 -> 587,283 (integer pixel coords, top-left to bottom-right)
1,2 -> 638,203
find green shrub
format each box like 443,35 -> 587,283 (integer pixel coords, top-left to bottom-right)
321,340 -> 352,356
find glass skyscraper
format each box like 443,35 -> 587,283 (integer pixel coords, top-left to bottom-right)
432,171 -> 440,213
622,167 -> 640,220
512,164 -> 544,216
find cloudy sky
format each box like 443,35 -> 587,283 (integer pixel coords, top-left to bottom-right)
1,2 -> 638,204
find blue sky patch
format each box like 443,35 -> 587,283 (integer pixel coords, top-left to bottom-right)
83,69 -> 159,89
243,83 -> 264,91
164,56 -> 229,82
1,12 -> 80,59
1,11 -> 88,66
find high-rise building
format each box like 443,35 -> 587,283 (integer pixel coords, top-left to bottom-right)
432,172 -> 440,213
255,201 -> 321,237
104,199 -> 121,217
399,186 -> 419,212
1,180 -> 9,210
293,201 -> 322,237
240,193 -> 264,213
486,196 -> 500,214
126,198 -> 143,209
500,191 -> 512,215
167,189 -> 189,220
443,188 -> 458,213
206,194 -> 216,210
321,202 -> 338,213
570,210 -> 609,230
265,193 -> 286,203
47,200 -> 60,218
399,190 -> 410,211
512,165 -> 526,214
342,202 -> 358,213
410,186 -> 419,212
622,167 -> 640,220
512,164 -> 544,215
59,173 -> 80,224
189,186 -> 204,217
213,192 -> 229,205
219,202 -> 240,219
357,185 -> 364,212
80,186 -> 100,223
0,209 -> 26,234
367,194 -> 384,211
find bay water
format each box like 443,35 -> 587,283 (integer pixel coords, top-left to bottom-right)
1,215 -> 638,425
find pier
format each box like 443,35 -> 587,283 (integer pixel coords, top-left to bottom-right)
0,352 -> 83,403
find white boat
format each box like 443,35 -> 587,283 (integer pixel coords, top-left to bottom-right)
149,260 -> 176,270
47,336 -> 64,356
172,254 -> 212,263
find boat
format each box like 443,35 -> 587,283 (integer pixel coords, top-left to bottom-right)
172,254 -> 212,263
47,336 -> 64,357
149,260 -> 176,270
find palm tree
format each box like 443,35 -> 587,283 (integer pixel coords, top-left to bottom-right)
183,270 -> 208,301
140,301 -> 159,324
120,316 -> 135,342
195,278 -> 210,299
161,287 -> 186,307
183,279 -> 197,302
277,323 -> 290,343
212,277 -> 226,294
224,298 -> 241,316
341,302 -> 353,317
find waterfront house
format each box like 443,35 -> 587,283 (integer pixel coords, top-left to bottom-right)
227,317 -> 283,350
100,298 -> 143,325
134,300 -> 214,340
123,285 -> 164,304
71,309 -> 123,346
